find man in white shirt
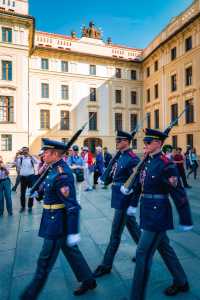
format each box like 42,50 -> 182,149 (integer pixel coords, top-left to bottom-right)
18,147 -> 38,213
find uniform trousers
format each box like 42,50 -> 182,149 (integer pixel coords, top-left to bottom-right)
130,230 -> 188,300
102,209 -> 141,268
24,237 -> 93,299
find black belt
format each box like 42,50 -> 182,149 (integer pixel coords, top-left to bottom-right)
141,193 -> 168,199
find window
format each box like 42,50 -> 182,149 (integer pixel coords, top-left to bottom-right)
146,112 -> 151,128
2,61 -> 12,81
40,110 -> 50,129
131,91 -> 137,105
115,68 -> 121,78
131,69 -> 137,80
41,58 -> 49,70
90,88 -> 96,101
154,60 -> 158,71
185,36 -> 192,52
185,66 -> 192,86
154,109 -> 159,129
0,96 -> 14,123
2,27 -> 12,43
1,134 -> 12,151
172,136 -> 178,148
89,112 -> 97,130
171,103 -> 178,125
60,110 -> 70,130
171,47 -> 177,61
130,113 -> 138,131
41,83 -> 49,98
171,74 -> 177,92
154,84 -> 159,99
115,90 -> 122,103
89,65 -> 96,76
61,61 -> 68,72
61,85 -> 69,100
147,88 -> 150,103
186,134 -> 193,148
115,113 -> 122,131
185,99 -> 194,124
146,67 -> 150,77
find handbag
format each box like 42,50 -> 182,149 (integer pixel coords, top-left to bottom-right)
73,168 -> 84,182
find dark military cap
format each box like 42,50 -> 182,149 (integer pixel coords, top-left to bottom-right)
41,138 -> 67,151
143,128 -> 168,142
116,130 -> 132,141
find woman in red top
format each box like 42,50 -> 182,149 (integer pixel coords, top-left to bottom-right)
173,148 -> 191,188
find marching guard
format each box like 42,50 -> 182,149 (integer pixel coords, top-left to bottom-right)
121,129 -> 193,300
20,138 -> 96,300
93,130 -> 141,278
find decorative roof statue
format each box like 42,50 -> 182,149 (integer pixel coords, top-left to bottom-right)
71,31 -> 76,38
81,21 -> 102,39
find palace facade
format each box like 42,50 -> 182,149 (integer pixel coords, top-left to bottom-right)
0,0 -> 200,160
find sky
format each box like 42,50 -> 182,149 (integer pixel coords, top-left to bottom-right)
29,0 -> 194,49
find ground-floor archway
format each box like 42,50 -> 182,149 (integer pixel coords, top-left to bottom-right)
84,138 -> 102,154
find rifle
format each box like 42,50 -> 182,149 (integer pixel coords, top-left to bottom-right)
30,114 -> 95,195
101,116 -> 146,186
121,106 -> 188,194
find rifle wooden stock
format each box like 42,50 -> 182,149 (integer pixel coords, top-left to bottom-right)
101,151 -> 121,185
123,155 -> 148,190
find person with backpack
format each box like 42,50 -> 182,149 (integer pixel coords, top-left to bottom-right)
18,147 -> 38,213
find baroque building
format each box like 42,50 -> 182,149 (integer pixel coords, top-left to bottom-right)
0,0 -> 200,160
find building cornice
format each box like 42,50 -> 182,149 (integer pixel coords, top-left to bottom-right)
143,11 -> 200,62
32,46 -> 141,65
0,9 -> 35,55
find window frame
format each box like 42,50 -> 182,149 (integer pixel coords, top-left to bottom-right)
1,134 -> 12,151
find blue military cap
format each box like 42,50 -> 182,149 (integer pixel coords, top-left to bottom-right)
41,138 -> 67,151
116,130 -> 132,141
143,128 -> 168,142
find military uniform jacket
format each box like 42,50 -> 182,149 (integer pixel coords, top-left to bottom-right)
38,159 -> 80,239
110,149 -> 140,210
132,152 -> 193,232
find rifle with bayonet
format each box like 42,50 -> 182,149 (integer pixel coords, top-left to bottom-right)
101,116 -> 146,186
121,106 -> 188,195
30,114 -> 95,195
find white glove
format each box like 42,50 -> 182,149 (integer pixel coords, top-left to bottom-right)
97,177 -> 104,185
178,225 -> 193,232
67,234 -> 81,247
127,206 -> 137,216
26,188 -> 38,198
120,185 -> 133,195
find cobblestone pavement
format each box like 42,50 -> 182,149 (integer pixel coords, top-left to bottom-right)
0,175 -> 200,300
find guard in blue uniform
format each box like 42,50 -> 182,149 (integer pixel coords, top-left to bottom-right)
129,129 -> 193,300
93,130 -> 141,278
20,139 -> 96,300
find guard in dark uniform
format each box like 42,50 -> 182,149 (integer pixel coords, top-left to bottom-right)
20,139 -> 96,300
93,130 -> 141,278
128,129 -> 193,300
